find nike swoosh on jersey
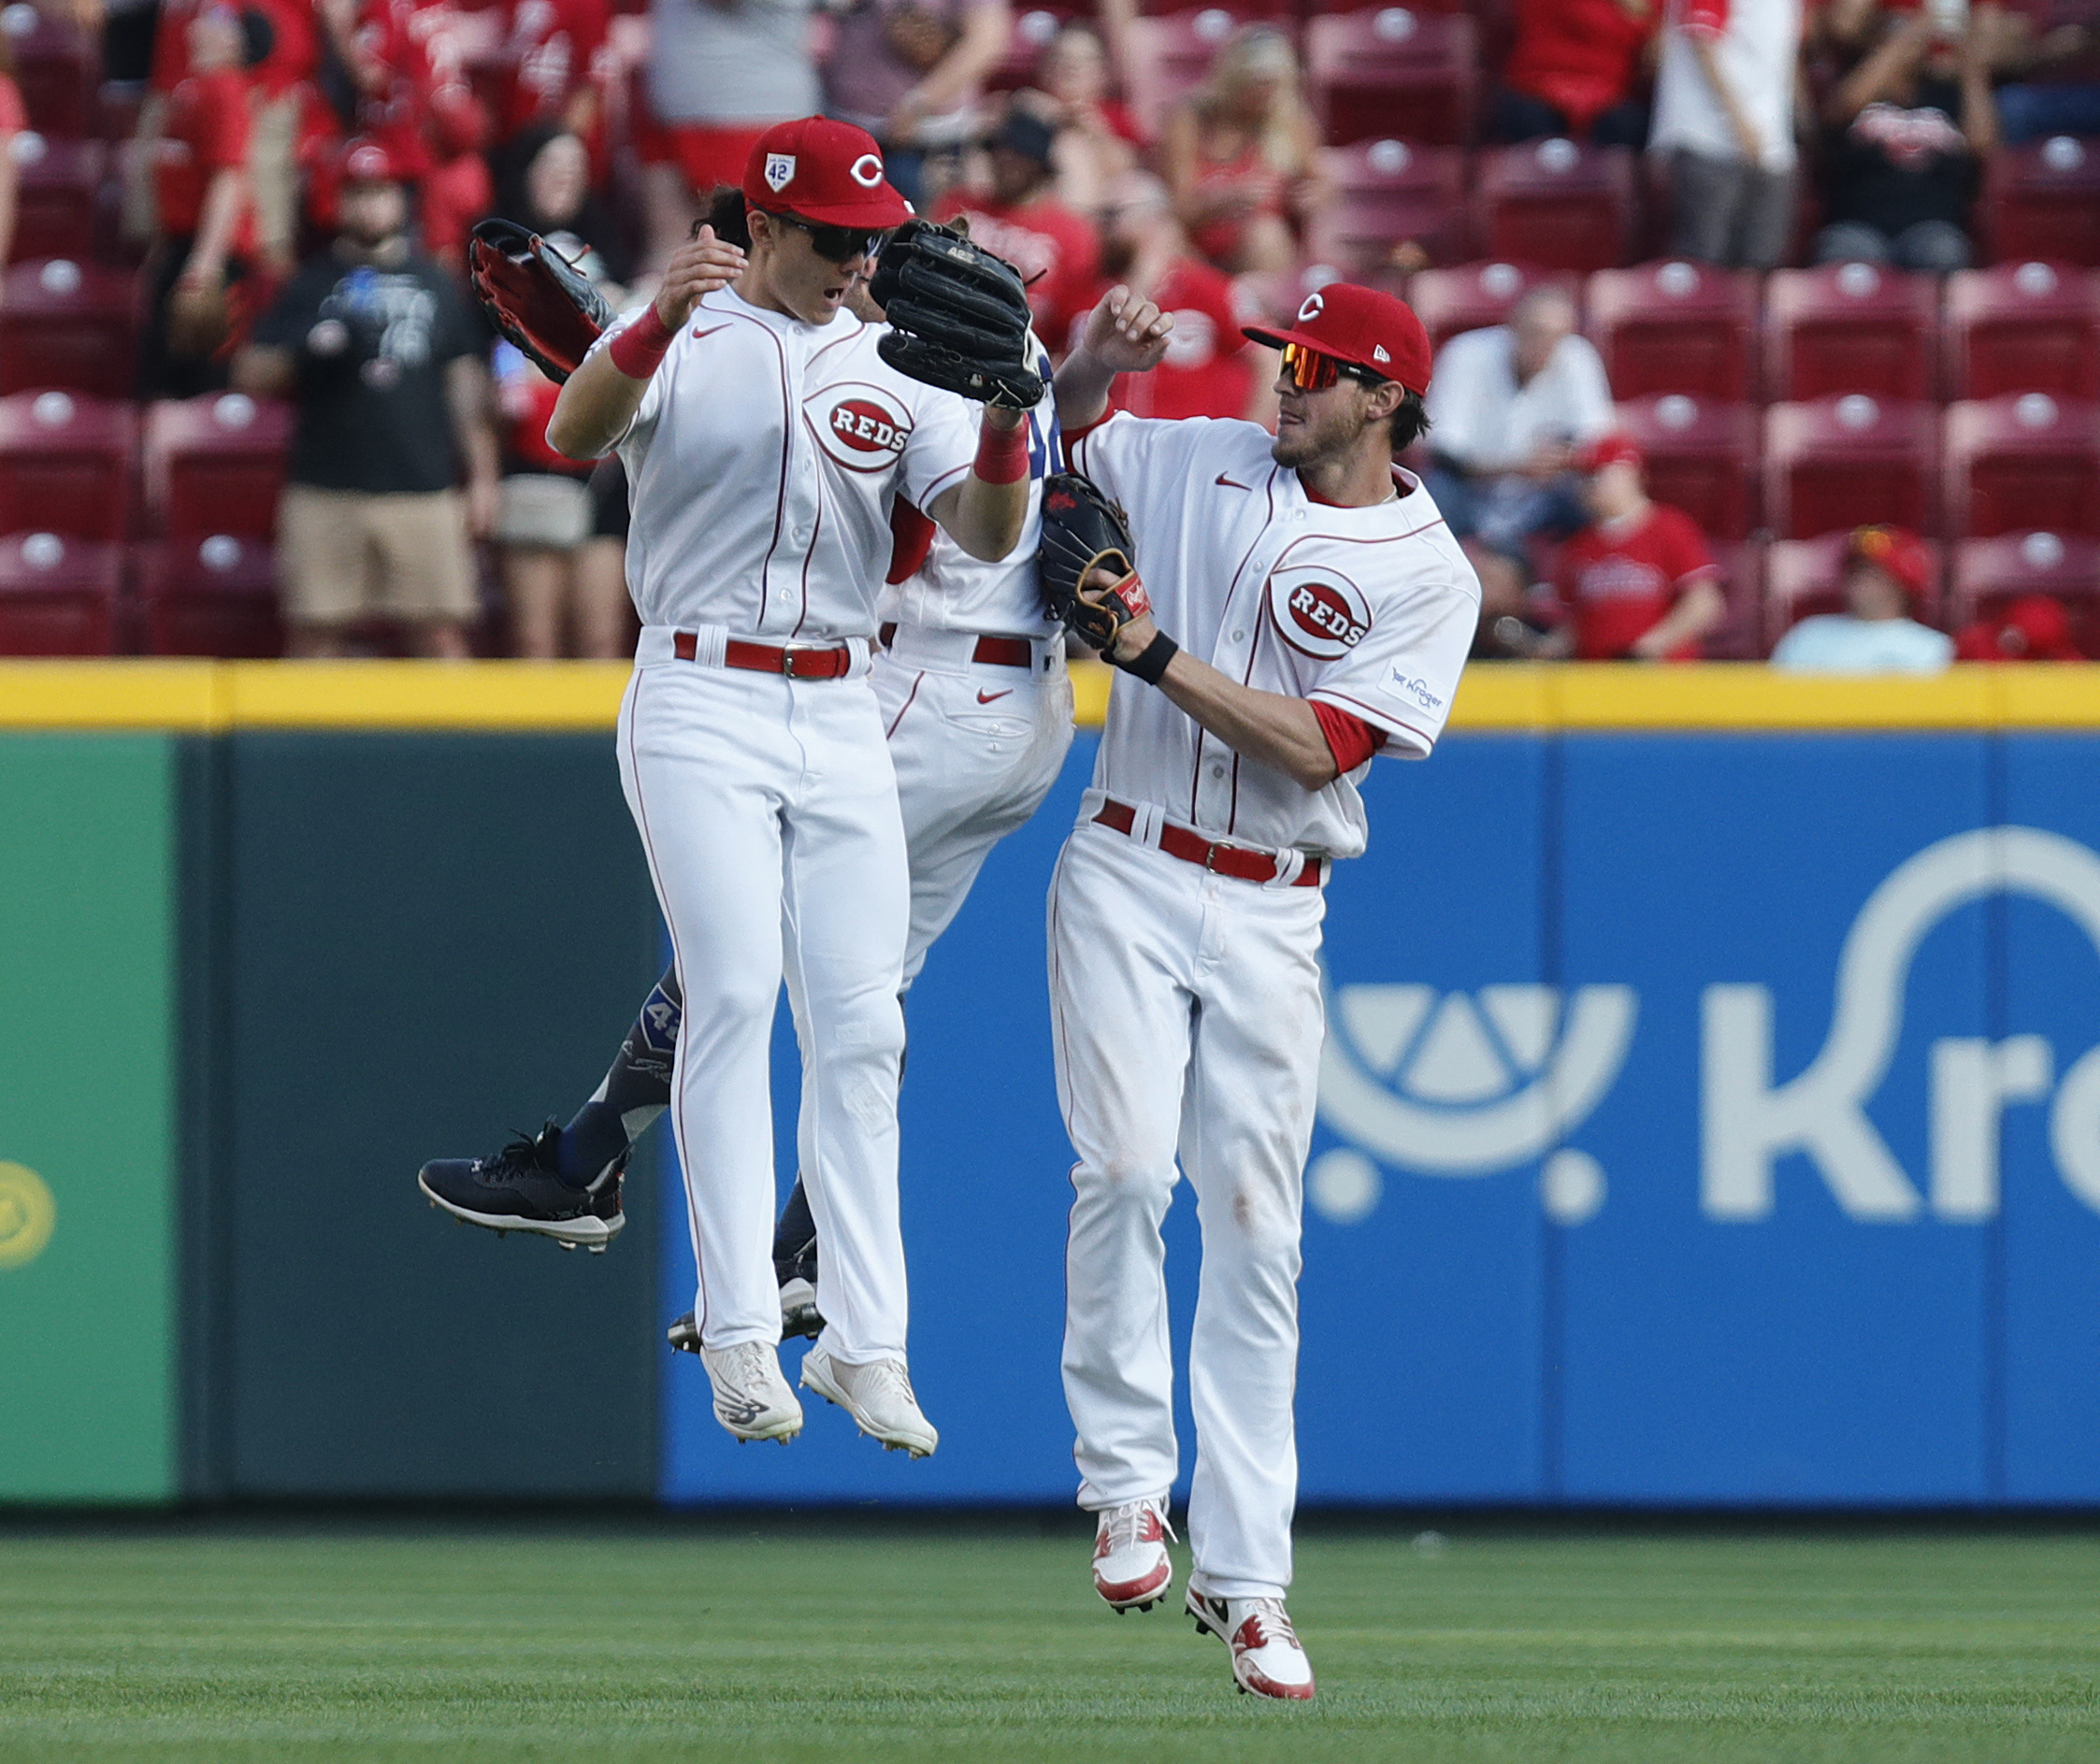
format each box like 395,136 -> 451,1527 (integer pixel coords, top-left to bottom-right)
977,689 -> 1014,704
689,323 -> 732,340
1215,473 -> 1250,489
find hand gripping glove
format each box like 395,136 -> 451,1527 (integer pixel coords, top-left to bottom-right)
467,217 -> 612,385
1038,471 -> 1152,654
870,219 -> 1044,411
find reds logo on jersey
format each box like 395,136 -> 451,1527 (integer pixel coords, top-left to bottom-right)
811,381 -> 914,473
1268,567 -> 1372,661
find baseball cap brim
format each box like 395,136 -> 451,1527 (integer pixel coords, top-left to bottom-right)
755,186 -> 912,229
1242,322 -> 1424,394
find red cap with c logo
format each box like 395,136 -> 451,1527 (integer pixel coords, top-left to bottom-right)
1244,282 -> 1433,396
742,117 -> 912,229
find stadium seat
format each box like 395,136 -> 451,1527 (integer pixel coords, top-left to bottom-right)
1763,395 -> 1941,540
143,393 -> 295,538
1984,136 -> 2100,269
137,533 -> 282,657
1706,538 -> 1764,659
0,259 -> 139,398
1306,139 -> 1468,276
1764,263 -> 1940,403
3,7 -> 97,139
0,389 -> 134,540
1949,528 -> 2100,656
985,6 -> 1081,90
1615,394 -> 1761,542
1407,260 -> 1581,351
1943,262 -> 2100,401
1120,8 -> 1246,138
1765,531 -> 1946,651
1473,139 -> 1640,273
1943,393 -> 2100,538
8,133 -> 102,263
1304,7 -> 1477,148
0,530 -> 119,653
1585,260 -> 1760,401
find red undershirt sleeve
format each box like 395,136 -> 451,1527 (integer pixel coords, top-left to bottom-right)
1311,699 -> 1387,775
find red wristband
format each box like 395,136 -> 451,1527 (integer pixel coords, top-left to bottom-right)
973,414 -> 1029,484
608,304 -> 676,380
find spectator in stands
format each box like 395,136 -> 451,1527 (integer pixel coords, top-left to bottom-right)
1649,0 -> 1805,271
1985,9 -> 2100,145
138,4 -> 271,400
1770,524 -> 1952,672
822,0 -> 1014,209
496,122 -> 629,285
639,0 -> 813,274
488,0 -> 610,155
1815,3 -> 1998,271
1955,592 -> 2084,660
1495,0 -> 1660,148
1543,433 -> 1725,659
934,108 -> 1100,356
232,138 -> 498,659
1160,23 -> 1329,276
1423,283 -> 1615,607
1013,22 -> 1142,217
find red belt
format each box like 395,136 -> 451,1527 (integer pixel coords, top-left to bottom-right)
1094,798 -> 1325,887
673,630 -> 855,679
879,623 -> 1035,669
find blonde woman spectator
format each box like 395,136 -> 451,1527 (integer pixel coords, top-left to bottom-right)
1014,23 -> 1141,215
1159,24 -> 1329,275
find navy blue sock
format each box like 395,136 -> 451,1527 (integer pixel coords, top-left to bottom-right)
556,966 -> 681,1185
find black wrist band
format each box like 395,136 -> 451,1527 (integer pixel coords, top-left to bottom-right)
1116,631 -> 1178,685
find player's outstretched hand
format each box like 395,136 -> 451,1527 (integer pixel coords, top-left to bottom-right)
1079,286 -> 1173,375
654,225 -> 746,330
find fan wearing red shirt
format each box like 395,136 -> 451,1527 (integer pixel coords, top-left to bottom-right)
933,108 -> 1100,360
1548,434 -> 1726,659
1497,0 -> 1660,147
491,0 -> 610,148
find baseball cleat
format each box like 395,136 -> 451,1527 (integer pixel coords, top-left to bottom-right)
1092,1497 -> 1175,1612
799,1345 -> 937,1456
699,1341 -> 802,1443
418,1121 -> 625,1250
1186,1587 -> 1316,1700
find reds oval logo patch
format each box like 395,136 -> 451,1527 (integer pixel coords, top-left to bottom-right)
1268,567 -> 1372,661
812,382 -> 913,473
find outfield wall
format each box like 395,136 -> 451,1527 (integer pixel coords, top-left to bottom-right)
5,663 -> 2100,1506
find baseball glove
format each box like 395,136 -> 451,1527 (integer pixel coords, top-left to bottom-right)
1038,471 -> 1151,653
870,219 -> 1044,411
467,217 -> 611,385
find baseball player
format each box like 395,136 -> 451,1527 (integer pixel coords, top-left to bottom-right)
420,131 -> 1069,1443
1038,280 -> 1477,1699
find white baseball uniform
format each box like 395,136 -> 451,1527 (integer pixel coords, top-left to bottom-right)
604,284 -> 980,1367
1051,411 -> 1478,1598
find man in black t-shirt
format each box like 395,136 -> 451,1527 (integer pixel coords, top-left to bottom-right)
233,136 -> 499,657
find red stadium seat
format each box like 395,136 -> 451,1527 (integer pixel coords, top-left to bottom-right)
1763,395 -> 1941,540
1706,538 -> 1764,659
1305,7 -> 1477,148
1306,139 -> 1468,276
1984,136 -> 2100,269
1615,394 -> 1760,542
1473,139 -> 1640,273
0,258 -> 139,398
1408,260 -> 1581,351
3,8 -> 97,139
1121,8 -> 1246,138
1765,532 -> 1946,650
137,533 -> 282,657
1943,393 -> 2100,538
143,393 -> 295,539
8,133 -> 102,262
0,389 -> 134,540
1949,529 -> 2100,655
1943,262 -> 2100,401
1585,260 -> 1760,402
0,530 -> 119,653
1764,263 -> 1940,403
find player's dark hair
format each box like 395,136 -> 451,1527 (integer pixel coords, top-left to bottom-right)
1388,389 -> 1431,455
698,185 -> 751,251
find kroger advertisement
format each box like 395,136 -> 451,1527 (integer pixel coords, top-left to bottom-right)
662,726 -> 2100,1508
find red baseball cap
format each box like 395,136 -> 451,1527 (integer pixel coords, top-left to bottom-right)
1848,524 -> 1933,598
1579,432 -> 1645,474
742,118 -> 911,229
1244,282 -> 1432,396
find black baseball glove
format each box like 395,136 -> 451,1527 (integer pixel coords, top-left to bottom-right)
1038,471 -> 1152,653
467,217 -> 612,384
870,219 -> 1044,410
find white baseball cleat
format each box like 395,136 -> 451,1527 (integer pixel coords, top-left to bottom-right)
1186,1587 -> 1316,1700
698,1341 -> 802,1444
798,1346 -> 938,1457
1092,1497 -> 1175,1612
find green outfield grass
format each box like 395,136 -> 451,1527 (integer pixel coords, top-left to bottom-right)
1,1519 -> 2097,1762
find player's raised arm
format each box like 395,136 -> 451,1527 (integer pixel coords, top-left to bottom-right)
1053,286 -> 1174,433
546,227 -> 746,459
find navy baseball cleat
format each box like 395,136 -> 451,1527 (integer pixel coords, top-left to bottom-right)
418,1120 -> 625,1252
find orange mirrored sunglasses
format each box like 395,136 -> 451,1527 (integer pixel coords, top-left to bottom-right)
1281,340 -> 1383,392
